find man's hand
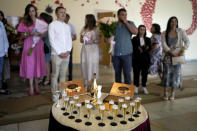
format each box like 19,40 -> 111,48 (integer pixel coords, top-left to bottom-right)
59,51 -> 70,58
122,18 -> 128,24
122,19 -> 138,35
5,53 -> 8,57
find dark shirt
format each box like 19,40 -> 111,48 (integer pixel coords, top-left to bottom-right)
132,36 -> 151,66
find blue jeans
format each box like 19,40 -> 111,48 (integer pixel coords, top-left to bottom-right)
0,57 -> 4,89
112,54 -> 132,84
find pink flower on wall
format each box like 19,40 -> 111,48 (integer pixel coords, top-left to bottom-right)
80,0 -> 99,7
31,0 -> 36,4
114,0 -> 131,8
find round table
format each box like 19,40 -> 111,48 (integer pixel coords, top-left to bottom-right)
48,100 -> 150,131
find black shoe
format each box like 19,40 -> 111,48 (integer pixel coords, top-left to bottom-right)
2,82 -> 8,89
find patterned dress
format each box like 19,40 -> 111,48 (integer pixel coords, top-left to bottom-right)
149,34 -> 163,75
162,37 -> 182,88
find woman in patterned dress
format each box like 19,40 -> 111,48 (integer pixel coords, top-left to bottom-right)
162,16 -> 190,101
149,24 -> 163,79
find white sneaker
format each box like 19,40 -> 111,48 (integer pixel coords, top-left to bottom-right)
143,87 -> 149,95
134,87 -> 138,94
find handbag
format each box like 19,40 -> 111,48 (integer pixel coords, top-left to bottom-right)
44,43 -> 49,54
172,55 -> 186,65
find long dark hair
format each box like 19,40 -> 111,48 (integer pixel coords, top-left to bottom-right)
0,10 -> 7,24
137,25 -> 147,38
23,4 -> 38,26
152,23 -> 161,34
165,16 -> 178,45
39,12 -> 53,24
84,14 -> 96,30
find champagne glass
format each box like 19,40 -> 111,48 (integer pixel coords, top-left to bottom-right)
61,90 -> 67,110
85,104 -> 93,126
100,105 -> 105,123
86,104 -> 93,119
85,99 -> 90,108
74,95 -> 79,109
64,97 -> 69,111
108,100 -> 114,120
62,89 -> 67,99
75,103 -> 82,123
112,105 -> 118,121
118,98 -> 124,111
110,104 -> 118,126
97,100 -> 103,112
122,103 -> 128,120
120,103 -> 128,125
136,97 -> 142,114
76,103 -> 82,116
109,100 -> 114,113
134,99 -> 139,117
55,90 -> 60,108
125,96 -> 131,104
95,100 -> 103,120
128,102 -> 135,121
68,100 -> 75,119
69,100 -> 75,115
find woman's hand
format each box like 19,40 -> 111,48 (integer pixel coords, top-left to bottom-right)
151,44 -> 158,51
168,50 -> 179,57
138,46 -> 143,53
59,51 -> 70,58
80,35 -> 84,43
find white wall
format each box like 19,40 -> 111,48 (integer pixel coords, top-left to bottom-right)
0,0 -> 196,63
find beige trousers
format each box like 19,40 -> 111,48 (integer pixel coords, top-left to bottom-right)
51,55 -> 69,96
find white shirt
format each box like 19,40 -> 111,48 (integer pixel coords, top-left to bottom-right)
49,20 -> 72,55
140,37 -> 145,46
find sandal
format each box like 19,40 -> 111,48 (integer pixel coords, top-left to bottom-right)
35,89 -> 41,95
170,96 -> 175,101
163,96 -> 168,101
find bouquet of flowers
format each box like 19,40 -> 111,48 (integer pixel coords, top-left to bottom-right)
27,19 -> 48,56
98,17 -> 117,54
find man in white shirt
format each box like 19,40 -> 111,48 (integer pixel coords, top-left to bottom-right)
65,14 -> 77,81
49,6 -> 72,101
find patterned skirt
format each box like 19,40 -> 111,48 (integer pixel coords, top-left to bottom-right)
162,64 -> 182,88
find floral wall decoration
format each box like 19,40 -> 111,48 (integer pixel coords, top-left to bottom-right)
140,0 -> 197,35
114,0 -> 131,8
80,0 -> 99,7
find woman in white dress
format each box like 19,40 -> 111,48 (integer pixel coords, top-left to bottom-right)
80,14 -> 100,91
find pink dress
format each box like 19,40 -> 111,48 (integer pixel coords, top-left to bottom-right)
17,20 -> 46,79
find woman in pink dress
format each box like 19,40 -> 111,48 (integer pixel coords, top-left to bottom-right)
17,4 -> 47,96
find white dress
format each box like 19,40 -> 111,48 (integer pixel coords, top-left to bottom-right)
80,28 -> 100,82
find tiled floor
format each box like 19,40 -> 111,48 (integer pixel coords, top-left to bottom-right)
0,96 -> 197,131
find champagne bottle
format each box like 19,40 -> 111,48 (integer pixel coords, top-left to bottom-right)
90,73 -> 97,98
